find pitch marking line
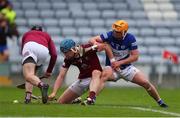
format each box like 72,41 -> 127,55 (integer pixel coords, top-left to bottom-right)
101,105 -> 180,117
128,106 -> 180,117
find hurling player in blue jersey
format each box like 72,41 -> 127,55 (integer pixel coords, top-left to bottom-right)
89,20 -> 168,108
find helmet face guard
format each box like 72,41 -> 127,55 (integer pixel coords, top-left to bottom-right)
113,30 -> 126,38
112,24 -> 124,32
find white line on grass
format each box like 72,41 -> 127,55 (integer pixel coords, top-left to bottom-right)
101,105 -> 180,117
128,106 -> 180,117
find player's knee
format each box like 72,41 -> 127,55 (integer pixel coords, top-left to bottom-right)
101,69 -> 112,82
142,81 -> 152,91
103,68 -> 113,76
92,70 -> 101,77
24,74 -> 34,81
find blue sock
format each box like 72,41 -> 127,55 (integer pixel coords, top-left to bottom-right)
157,99 -> 164,105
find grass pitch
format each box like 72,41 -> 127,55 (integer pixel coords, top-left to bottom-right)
0,86 -> 180,117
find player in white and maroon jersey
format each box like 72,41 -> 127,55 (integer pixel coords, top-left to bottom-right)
21,25 -> 57,104
48,39 -> 114,105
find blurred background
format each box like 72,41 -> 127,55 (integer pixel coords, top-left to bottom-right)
0,0 -> 180,88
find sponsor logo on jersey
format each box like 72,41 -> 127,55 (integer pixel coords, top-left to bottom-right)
112,48 -> 129,60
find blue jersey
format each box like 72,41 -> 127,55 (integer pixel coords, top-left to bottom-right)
0,45 -> 8,53
100,31 -> 138,69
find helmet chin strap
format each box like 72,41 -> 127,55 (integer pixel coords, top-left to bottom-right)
122,30 -> 125,36
122,31 -> 127,40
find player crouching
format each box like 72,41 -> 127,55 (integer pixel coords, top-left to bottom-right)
48,39 -> 114,105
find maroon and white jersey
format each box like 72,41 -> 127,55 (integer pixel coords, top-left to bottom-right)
21,30 -> 57,73
62,44 -> 102,79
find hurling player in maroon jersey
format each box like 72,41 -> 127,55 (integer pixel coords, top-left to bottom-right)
21,25 -> 57,104
48,39 -> 114,105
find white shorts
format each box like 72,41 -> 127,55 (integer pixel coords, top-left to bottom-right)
68,77 -> 91,96
109,65 -> 140,82
22,42 -> 49,66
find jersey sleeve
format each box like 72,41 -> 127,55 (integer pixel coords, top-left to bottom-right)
129,35 -> 138,50
82,43 -> 97,54
21,34 -> 25,52
46,35 -> 57,73
100,31 -> 111,42
62,59 -> 71,68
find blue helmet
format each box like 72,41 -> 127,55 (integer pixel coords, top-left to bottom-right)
60,39 -> 76,53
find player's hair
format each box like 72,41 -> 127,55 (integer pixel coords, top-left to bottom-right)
31,25 -> 43,31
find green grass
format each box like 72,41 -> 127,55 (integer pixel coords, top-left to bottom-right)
0,86 -> 180,117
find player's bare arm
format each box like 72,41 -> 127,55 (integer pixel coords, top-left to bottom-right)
111,49 -> 139,70
49,67 -> 68,100
83,43 -> 114,62
89,36 -> 115,62
99,43 -> 114,61
89,36 -> 103,45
